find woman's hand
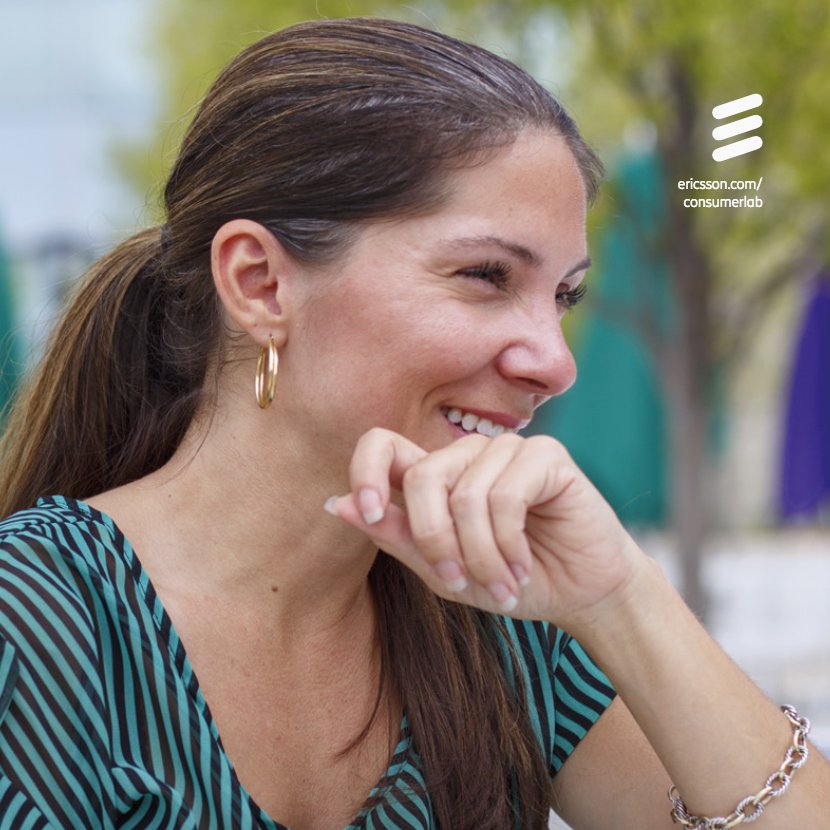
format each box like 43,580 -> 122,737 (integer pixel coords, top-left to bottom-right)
326,427 -> 645,627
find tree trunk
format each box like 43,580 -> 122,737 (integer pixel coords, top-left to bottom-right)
663,351 -> 710,620
660,58 -> 713,621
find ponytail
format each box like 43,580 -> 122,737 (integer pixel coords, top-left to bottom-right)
0,226 -> 218,518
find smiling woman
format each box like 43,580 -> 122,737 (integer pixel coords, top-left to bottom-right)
0,16 -> 827,830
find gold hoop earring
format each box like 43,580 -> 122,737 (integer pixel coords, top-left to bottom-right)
255,337 -> 279,409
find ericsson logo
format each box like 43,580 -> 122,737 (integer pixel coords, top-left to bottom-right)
711,93 -> 763,162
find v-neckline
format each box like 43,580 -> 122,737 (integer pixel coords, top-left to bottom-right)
40,496 -> 412,830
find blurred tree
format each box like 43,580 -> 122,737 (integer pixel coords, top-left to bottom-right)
127,0 -> 830,618
537,0 -> 830,619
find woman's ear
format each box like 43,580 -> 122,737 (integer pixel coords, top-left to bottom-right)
210,219 -> 297,348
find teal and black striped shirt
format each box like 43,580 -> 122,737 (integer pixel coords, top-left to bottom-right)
0,496 -> 615,828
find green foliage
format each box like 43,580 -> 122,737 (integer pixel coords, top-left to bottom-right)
568,0 -> 830,190
558,0 -> 830,375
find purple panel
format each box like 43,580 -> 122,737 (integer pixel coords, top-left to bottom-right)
779,272 -> 830,519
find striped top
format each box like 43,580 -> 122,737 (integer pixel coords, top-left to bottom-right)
0,496 -> 616,829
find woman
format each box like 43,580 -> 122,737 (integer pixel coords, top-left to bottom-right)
0,17 -> 826,830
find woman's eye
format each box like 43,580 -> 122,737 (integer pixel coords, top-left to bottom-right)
457,260 -> 512,289
557,283 -> 588,310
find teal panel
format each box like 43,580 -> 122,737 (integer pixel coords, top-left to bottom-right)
529,153 -> 671,526
0,232 -> 21,420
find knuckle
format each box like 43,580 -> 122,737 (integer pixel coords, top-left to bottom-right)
488,486 -> 521,512
402,459 -> 440,490
526,434 -> 569,461
462,551 -> 502,582
448,485 -> 486,513
350,427 -> 392,471
494,524 -> 527,559
369,425 -> 394,440
524,434 -> 555,451
458,433 -> 490,450
357,426 -> 392,448
412,525 -> 456,559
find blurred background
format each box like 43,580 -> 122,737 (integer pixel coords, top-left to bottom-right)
1,0 -> 828,820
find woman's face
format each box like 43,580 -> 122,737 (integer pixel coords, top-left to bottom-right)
280,129 -> 590,459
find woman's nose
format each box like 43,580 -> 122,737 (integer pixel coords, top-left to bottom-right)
497,313 -> 577,397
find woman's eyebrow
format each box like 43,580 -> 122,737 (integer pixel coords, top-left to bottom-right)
440,235 -> 591,278
440,235 -> 543,267
564,255 -> 592,279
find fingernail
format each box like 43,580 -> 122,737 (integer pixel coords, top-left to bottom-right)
323,496 -> 340,516
510,563 -> 530,587
358,488 -> 384,524
434,561 -> 468,593
488,581 -> 518,613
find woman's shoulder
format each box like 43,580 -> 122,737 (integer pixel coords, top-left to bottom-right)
0,495 -> 130,653
0,494 -> 124,580
0,498 -> 120,828
0,493 -> 113,536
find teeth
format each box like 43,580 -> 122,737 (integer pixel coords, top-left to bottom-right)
461,412 -> 478,432
475,418 -> 493,435
440,407 -> 518,437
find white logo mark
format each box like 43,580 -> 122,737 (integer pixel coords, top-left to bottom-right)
711,93 -> 763,162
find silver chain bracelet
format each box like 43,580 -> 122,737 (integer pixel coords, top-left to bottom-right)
668,704 -> 811,829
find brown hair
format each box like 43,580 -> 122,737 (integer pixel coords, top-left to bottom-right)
0,18 -> 601,828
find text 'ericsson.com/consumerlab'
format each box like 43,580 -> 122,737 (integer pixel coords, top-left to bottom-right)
677,177 -> 764,209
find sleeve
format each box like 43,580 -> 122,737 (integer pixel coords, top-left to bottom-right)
548,627 -> 616,775
494,617 -> 616,778
0,532 -> 113,829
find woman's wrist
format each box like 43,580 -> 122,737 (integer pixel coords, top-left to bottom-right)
560,544 -> 669,657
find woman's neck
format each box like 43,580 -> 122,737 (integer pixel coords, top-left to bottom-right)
87,403 -> 379,643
